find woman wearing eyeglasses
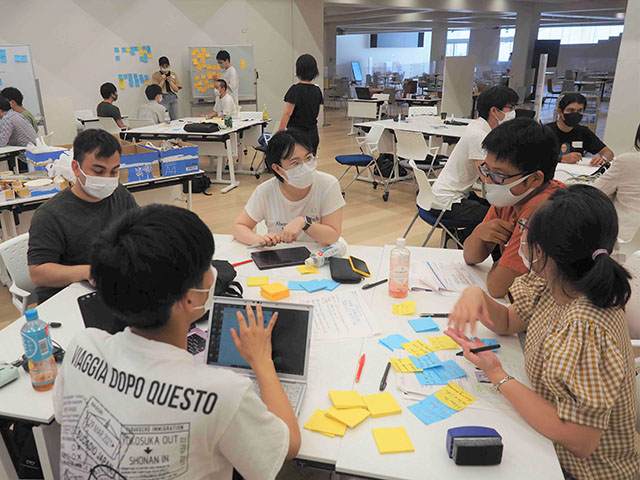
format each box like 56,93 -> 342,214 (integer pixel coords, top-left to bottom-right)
232,129 -> 344,247
463,118 -> 565,298
446,184 -> 638,480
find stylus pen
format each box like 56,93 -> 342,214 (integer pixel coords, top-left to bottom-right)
246,243 -> 265,249
456,344 -> 501,356
379,362 -> 391,391
419,313 -> 449,318
362,278 -> 388,290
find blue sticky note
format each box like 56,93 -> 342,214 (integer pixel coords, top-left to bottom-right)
141,56 -> 148,63
409,352 -> 442,370
288,281 -> 306,291
469,337 -> 499,347
13,55 -> 20,62
414,368 -> 448,385
0,78 -> 3,86
301,279 -> 325,293
0,57 -> 5,64
378,334 -> 409,351
118,74 -> 123,80
434,360 -> 467,380
319,279 -> 340,291
409,395 -> 457,425
134,76 -> 140,87
114,47 -> 119,53
144,75 -> 149,81
128,74 -> 133,87
115,56 -> 120,61
408,316 -> 439,333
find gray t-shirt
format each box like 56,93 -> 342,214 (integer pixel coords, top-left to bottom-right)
28,185 -> 137,303
96,101 -> 122,121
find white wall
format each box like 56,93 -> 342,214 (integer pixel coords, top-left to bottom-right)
555,36 -> 621,74
0,0 -> 323,145
336,33 -> 431,80
469,28 -> 500,74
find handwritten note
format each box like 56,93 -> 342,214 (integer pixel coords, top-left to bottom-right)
390,358 -> 423,373
427,335 -> 459,351
434,383 -> 476,411
392,300 -> 415,315
401,339 -> 433,357
409,352 -> 442,369
408,395 -> 457,425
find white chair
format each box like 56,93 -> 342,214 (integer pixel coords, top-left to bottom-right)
0,233 -> 36,314
395,130 -> 441,181
75,109 -> 94,131
127,118 -> 154,129
41,132 -> 54,145
97,117 -> 122,135
408,106 -> 438,117
239,111 -> 263,121
335,124 -> 386,196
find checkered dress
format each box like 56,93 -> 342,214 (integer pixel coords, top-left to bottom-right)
510,274 -> 639,479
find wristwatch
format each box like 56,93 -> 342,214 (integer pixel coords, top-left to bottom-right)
495,375 -> 515,393
302,216 -> 313,231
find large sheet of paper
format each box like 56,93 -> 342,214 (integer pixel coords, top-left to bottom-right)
410,260 -> 483,293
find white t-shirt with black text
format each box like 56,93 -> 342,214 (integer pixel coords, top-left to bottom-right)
53,328 -> 288,480
244,171 -> 345,243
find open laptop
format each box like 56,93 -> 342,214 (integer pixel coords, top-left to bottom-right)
355,87 -> 373,100
199,297 -> 313,416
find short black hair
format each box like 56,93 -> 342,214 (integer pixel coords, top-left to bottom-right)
91,205 -> 215,329
476,86 -> 519,120
0,87 -> 23,106
265,129 -> 313,182
527,185 -> 631,309
216,50 -> 230,62
482,118 -> 559,182
216,79 -> 227,91
558,92 -> 587,111
0,96 -> 10,112
73,129 -> 122,166
296,54 -> 319,81
100,82 -> 117,99
145,84 -> 162,100
158,56 -> 170,67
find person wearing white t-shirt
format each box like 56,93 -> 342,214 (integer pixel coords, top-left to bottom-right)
207,79 -> 237,118
232,129 -> 345,246
427,86 -> 519,242
53,205 -> 300,480
216,49 -> 239,106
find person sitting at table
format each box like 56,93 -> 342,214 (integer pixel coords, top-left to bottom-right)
53,205 -> 300,479
426,86 -> 519,243
446,185 -> 639,480
0,95 -> 36,147
232,129 -> 344,246
0,87 -> 38,132
136,84 -> 167,125
205,79 -> 237,118
96,82 -> 129,130
28,129 -> 137,303
463,118 -> 564,298
545,93 -> 614,166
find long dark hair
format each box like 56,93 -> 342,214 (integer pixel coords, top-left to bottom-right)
527,184 -> 631,309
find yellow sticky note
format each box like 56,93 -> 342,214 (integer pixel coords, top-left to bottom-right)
240,59 -> 246,70
213,64 -> 221,70
329,391 -> 365,409
205,52 -> 211,58
401,339 -> 433,357
389,358 -> 422,373
325,406 -> 370,428
192,58 -> 198,65
119,79 -> 125,90
427,335 -> 459,351
372,427 -> 414,454
197,65 -> 202,71
296,265 -> 318,275
361,392 -> 402,418
148,53 -> 152,59
191,49 -> 198,56
201,48 -> 207,53
247,276 -> 269,287
434,383 -> 476,411
392,300 -> 415,315
304,410 -> 347,437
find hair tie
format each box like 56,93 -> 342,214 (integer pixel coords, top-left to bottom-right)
592,249 -> 609,261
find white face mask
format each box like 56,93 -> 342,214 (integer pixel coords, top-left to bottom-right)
190,266 -> 217,312
160,67 -> 169,73
518,242 -> 538,270
283,157 -> 317,189
496,109 -> 516,124
482,173 -> 535,208
77,165 -> 119,200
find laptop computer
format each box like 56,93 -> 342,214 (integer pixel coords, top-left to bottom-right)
197,297 -> 312,415
355,87 -> 373,100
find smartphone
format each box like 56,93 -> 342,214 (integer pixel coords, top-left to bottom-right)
349,256 -> 370,277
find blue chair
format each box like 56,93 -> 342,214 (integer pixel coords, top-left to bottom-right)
249,129 -> 275,179
335,125 -> 385,196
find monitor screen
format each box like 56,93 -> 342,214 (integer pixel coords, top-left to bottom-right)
351,61 -> 363,83
206,302 -> 310,376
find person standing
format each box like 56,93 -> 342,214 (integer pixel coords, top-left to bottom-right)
277,54 -> 324,154
152,56 -> 182,120
216,50 -> 239,106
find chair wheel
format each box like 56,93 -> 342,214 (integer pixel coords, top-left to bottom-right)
373,182 -> 378,189
255,174 -> 260,179
341,191 -> 346,198
382,192 -> 389,202
249,167 -> 254,172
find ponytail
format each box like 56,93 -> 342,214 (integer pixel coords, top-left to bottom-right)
574,253 -> 632,309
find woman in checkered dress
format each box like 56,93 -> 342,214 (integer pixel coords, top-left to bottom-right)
446,185 -> 639,479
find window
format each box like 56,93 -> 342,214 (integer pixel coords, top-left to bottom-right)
498,28 -> 515,63
537,25 -> 623,45
446,29 -> 470,57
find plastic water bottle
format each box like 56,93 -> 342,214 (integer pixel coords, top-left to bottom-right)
389,238 -> 410,298
262,104 -> 269,121
305,238 -> 348,267
20,308 -> 57,392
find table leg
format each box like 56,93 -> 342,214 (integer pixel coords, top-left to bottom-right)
0,210 -> 18,241
220,136 -> 239,194
33,423 -> 60,480
187,179 -> 193,211
0,432 -> 18,480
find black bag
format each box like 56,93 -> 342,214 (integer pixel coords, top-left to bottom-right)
0,420 -> 43,478
374,153 -> 407,178
183,122 -> 220,133
184,173 -> 212,196
212,260 -> 243,298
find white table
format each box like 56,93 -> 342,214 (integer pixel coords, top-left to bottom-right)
355,117 -> 468,143
0,146 -> 26,174
554,159 -> 600,183
122,117 -> 266,193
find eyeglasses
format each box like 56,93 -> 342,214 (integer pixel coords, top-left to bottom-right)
478,162 -> 530,185
284,153 -> 315,170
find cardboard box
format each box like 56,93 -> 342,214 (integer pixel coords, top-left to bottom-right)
119,161 -> 161,183
144,141 -> 200,177
119,144 -> 158,166
25,147 -> 68,172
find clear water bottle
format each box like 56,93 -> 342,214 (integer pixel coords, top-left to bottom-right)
389,238 -> 410,298
20,308 -> 57,392
305,238 -> 348,267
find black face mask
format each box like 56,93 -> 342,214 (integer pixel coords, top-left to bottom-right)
563,112 -> 583,127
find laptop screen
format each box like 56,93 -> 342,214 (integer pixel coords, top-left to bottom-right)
206,301 -> 310,376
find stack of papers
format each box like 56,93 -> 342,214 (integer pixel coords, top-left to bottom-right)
300,292 -> 380,339
408,383 -> 476,425
411,260 -> 483,293
288,279 -> 340,293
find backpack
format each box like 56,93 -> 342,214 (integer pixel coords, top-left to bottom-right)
374,153 -> 407,178
184,173 -> 212,196
212,260 -> 243,298
183,122 -> 220,133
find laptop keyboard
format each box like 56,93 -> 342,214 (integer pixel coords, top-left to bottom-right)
187,334 -> 207,356
252,379 -> 305,410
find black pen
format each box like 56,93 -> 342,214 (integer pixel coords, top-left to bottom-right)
419,313 -> 449,318
379,362 -> 391,391
362,278 -> 388,290
456,344 -> 501,356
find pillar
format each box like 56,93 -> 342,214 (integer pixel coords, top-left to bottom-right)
430,24 -> 447,75
324,22 -> 338,81
509,6 -> 541,99
469,27 -> 500,75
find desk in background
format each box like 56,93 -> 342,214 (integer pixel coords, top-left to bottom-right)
0,146 -> 27,174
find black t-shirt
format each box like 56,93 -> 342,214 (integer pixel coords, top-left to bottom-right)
284,83 -> 324,131
97,101 -> 123,121
28,185 -> 138,303
544,122 -> 606,157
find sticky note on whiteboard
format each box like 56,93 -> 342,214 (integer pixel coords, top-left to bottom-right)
240,59 -> 246,70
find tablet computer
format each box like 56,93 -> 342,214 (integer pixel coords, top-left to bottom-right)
77,291 -> 127,335
251,246 -> 311,270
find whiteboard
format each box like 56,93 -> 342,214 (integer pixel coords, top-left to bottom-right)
188,45 -> 255,102
0,45 -> 43,116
